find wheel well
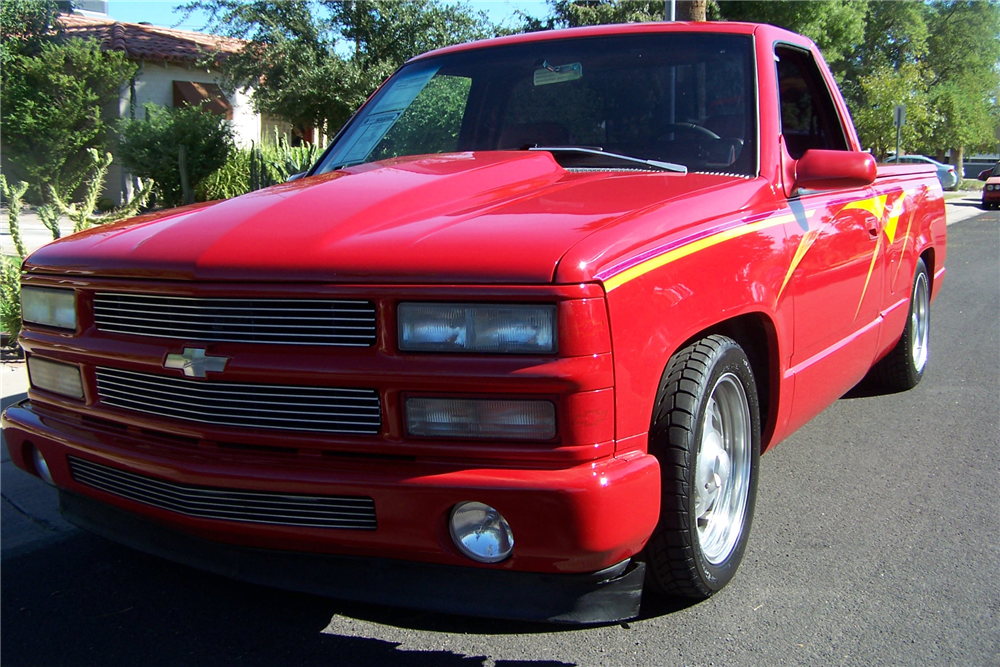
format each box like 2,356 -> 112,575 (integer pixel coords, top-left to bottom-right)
920,248 -> 935,291
676,313 -> 779,449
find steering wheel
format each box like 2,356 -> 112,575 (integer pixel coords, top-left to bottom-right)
659,123 -> 721,140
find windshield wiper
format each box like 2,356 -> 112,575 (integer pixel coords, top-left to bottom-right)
529,146 -> 688,174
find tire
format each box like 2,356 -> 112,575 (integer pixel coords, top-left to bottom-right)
644,335 -> 761,599
873,258 -> 930,391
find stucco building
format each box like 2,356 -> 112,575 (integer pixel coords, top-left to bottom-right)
59,11 -> 287,204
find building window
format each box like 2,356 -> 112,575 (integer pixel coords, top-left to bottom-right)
172,81 -> 233,120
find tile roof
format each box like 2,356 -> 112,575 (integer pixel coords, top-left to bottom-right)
58,12 -> 245,65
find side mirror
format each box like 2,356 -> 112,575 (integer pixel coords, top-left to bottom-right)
978,169 -> 991,181
793,149 -> 877,193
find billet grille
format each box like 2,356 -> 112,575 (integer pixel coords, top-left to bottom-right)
95,367 -> 381,435
68,456 -> 377,530
93,292 -> 377,346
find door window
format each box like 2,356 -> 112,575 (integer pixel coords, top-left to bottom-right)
775,46 -> 848,158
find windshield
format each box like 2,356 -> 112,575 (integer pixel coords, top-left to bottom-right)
314,33 -> 757,177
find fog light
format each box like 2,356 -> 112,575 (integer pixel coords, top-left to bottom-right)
27,357 -> 84,399
449,501 -> 514,563
29,445 -> 55,485
406,397 -> 556,440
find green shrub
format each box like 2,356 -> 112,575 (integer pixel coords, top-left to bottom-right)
118,103 -> 235,208
198,147 -> 251,200
199,133 -> 324,201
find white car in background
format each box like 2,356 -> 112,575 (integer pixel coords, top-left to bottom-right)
886,155 -> 959,190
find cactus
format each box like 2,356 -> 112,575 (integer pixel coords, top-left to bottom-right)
0,256 -> 21,347
37,204 -> 62,240
1,175 -> 29,258
49,149 -> 153,232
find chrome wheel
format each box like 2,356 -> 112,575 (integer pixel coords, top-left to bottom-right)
870,258 -> 931,391
645,335 -> 760,599
695,373 -> 752,565
910,271 -> 930,373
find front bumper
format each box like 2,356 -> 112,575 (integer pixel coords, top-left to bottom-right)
60,489 -> 645,623
3,399 -> 659,622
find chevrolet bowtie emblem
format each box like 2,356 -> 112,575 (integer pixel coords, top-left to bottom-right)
163,348 -> 228,378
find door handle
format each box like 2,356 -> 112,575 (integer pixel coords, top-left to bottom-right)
866,216 -> 880,239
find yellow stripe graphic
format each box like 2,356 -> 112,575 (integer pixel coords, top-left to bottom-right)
892,201 -> 919,289
603,211 -> 812,292
883,195 -> 906,244
777,229 -> 820,302
855,233 -> 883,321
602,190 -> 909,300
841,195 -> 887,222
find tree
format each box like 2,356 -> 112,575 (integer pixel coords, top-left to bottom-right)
841,3 -> 932,156
920,1 -> 1000,175
858,1 -> 929,72
853,63 -> 931,159
715,1 -> 868,76
180,0 -> 497,138
118,103 -> 235,208
538,1 -> 664,28
330,0 -> 496,63
1,2 -> 136,202
675,1 -> 707,22
0,0 -> 64,61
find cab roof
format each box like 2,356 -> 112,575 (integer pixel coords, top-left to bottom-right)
409,21 -> 814,63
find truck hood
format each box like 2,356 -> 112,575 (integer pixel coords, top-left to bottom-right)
25,151 -> 766,284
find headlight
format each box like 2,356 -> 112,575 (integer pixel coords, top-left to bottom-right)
398,303 -> 556,353
21,286 -> 77,330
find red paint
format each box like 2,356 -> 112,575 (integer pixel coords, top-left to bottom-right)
5,23 -> 945,584
794,150 -> 877,191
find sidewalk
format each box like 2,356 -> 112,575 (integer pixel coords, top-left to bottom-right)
943,192 -> 992,225
1,358 -> 77,557
1,207 -> 75,258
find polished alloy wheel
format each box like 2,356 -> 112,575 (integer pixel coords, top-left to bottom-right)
911,271 -> 930,373
695,373 -> 751,565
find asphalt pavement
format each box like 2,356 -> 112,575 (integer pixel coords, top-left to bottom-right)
1,196 -> 997,666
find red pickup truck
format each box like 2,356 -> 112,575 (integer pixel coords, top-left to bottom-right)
4,22 -> 946,623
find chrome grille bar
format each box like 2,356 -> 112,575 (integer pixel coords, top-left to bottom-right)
68,456 -> 377,529
94,293 -> 377,346
96,367 -> 381,434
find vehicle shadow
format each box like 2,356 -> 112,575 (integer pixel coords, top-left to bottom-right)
2,533 -> 698,666
840,373 -> 906,400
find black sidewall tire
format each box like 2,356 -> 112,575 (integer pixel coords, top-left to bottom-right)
689,345 -> 761,591
873,258 -> 930,391
646,335 -> 761,598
